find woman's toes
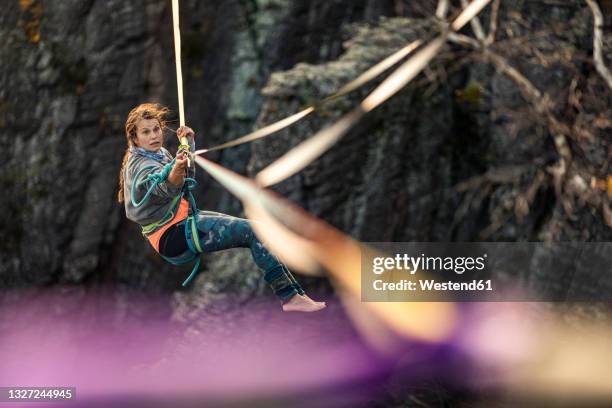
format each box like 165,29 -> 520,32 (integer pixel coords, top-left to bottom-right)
282,294 -> 326,312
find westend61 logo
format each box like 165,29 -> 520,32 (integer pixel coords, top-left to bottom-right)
372,253 -> 488,275
364,251 -> 494,300
363,242 -> 612,302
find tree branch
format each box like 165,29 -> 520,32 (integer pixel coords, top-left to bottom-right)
448,33 -> 573,171
485,0 -> 501,45
435,0 -> 449,19
460,0 -> 487,40
586,0 -> 612,91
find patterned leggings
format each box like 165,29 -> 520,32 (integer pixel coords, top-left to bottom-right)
159,210 -> 305,302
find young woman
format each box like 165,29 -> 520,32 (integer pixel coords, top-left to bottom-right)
118,103 -> 325,312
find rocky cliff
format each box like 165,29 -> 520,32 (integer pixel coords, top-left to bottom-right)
0,0 -> 610,308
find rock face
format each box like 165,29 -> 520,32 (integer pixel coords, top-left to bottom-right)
0,0 -> 399,298
0,0 -> 610,305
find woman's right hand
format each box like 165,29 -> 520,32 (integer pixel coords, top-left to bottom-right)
168,156 -> 188,186
176,126 -> 195,141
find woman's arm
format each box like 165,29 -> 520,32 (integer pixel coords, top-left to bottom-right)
127,156 -> 183,200
168,156 -> 188,186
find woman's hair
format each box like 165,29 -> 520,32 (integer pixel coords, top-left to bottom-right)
117,103 -> 170,202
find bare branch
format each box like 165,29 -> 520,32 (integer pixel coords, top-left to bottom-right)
485,0 -> 501,45
448,32 -> 481,49
460,0 -> 487,40
436,0 -> 449,19
455,165 -> 531,192
515,170 -> 547,220
586,0 -> 612,91
449,34 -> 542,109
486,51 -> 573,164
484,51 -> 544,106
451,0 -> 493,32
448,33 -> 573,168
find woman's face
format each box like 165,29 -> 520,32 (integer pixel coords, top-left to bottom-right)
134,118 -> 163,152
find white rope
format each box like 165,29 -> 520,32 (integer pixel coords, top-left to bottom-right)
171,0 -> 185,127
171,0 -> 192,166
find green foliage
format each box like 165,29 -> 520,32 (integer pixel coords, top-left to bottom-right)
455,82 -> 484,106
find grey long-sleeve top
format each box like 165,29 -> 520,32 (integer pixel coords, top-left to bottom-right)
123,137 -> 195,228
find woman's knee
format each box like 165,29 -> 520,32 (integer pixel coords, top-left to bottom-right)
234,219 -> 257,242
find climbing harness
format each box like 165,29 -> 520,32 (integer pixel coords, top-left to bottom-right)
130,155 -> 204,287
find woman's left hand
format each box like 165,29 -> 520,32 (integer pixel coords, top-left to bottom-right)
176,126 -> 195,141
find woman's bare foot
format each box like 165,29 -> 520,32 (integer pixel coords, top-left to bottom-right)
282,294 -> 326,312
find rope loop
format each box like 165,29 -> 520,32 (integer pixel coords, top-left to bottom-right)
183,177 -> 197,191
130,159 -> 176,208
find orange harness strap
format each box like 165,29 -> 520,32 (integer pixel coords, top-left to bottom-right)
146,198 -> 190,253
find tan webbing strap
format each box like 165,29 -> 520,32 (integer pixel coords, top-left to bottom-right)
171,0 -> 185,128
172,0 -> 192,167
